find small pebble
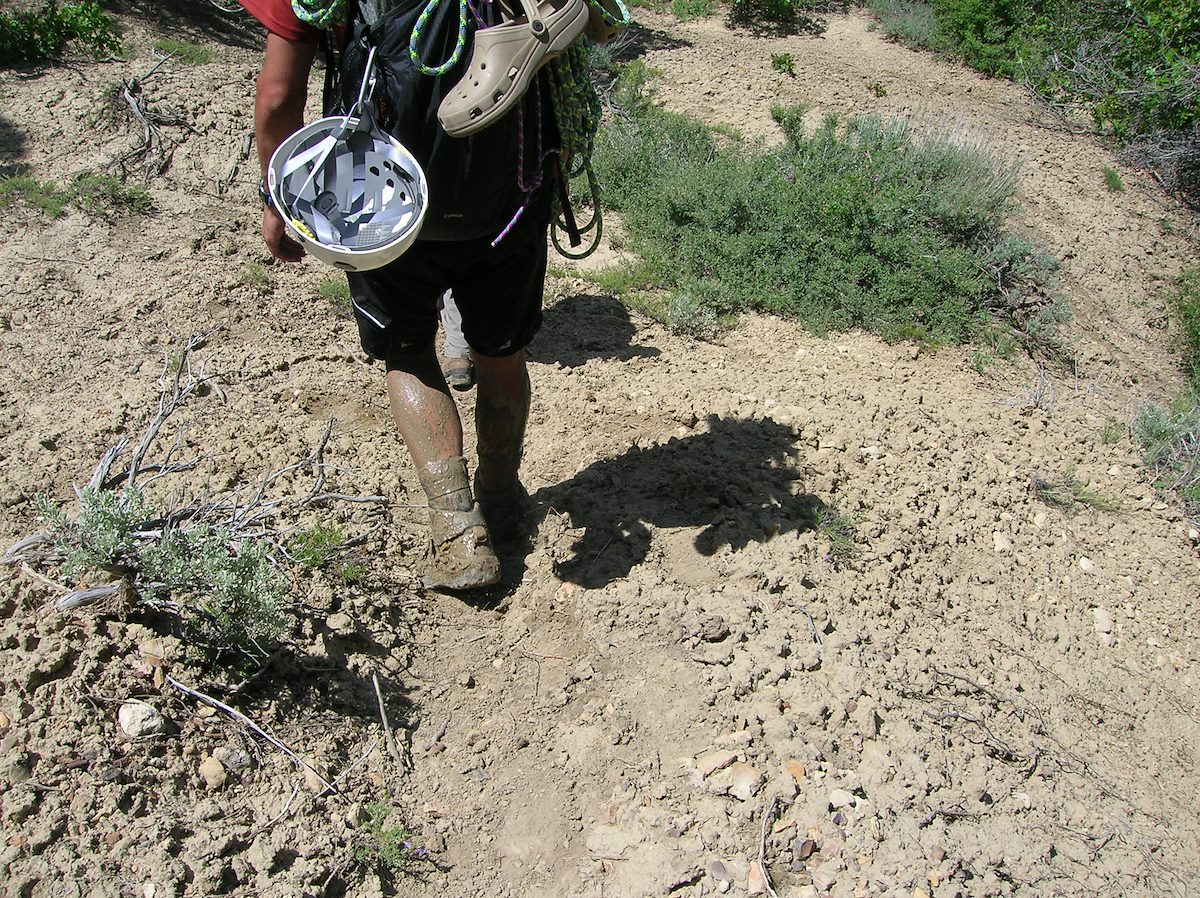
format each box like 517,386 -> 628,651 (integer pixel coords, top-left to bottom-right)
198,756 -> 227,791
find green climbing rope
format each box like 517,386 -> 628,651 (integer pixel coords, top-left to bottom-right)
292,0 -> 347,28
409,0 -> 471,76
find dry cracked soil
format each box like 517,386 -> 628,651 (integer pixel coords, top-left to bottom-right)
1,4 -> 1199,898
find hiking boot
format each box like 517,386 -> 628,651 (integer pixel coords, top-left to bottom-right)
442,355 -> 475,392
474,475 -> 529,545
418,457 -> 500,590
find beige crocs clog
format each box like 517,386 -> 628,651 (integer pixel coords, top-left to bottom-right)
438,0 -> 589,138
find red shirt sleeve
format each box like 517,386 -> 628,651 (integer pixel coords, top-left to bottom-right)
240,0 -> 319,42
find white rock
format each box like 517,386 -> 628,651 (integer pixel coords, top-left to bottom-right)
119,700 -> 167,738
828,788 -> 855,809
726,762 -> 764,801
1092,608 -> 1114,634
1078,556 -> 1096,575
992,532 -> 1012,554
1107,465 -> 1121,476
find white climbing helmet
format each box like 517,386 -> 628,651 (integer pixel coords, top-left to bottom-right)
266,48 -> 427,272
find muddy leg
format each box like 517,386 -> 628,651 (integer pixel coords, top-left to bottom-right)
387,343 -> 499,588
472,348 -> 531,542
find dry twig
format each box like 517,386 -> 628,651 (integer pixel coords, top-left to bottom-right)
372,673 -> 407,770
167,675 -> 337,793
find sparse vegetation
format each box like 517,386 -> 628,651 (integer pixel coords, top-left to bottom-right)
1101,417 -> 1125,445
817,505 -> 858,562
288,522 -> 345,569
353,801 -> 428,875
728,0 -> 834,32
240,262 -> 272,290
1171,269 -> 1200,386
37,487 -> 288,666
1031,470 -> 1121,513
772,52 -> 797,75
1102,166 -> 1125,192
0,170 -> 152,219
594,79 -> 1058,344
318,275 -> 352,316
0,0 -> 121,65
1134,396 -> 1199,510
152,38 -> 212,65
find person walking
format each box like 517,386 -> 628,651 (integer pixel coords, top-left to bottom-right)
241,0 -> 559,589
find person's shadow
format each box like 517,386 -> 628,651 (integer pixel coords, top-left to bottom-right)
533,415 -> 826,588
530,293 -> 661,368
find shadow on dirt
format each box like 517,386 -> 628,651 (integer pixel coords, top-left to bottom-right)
614,22 -> 692,61
530,293 -> 661,368
534,415 -> 825,587
0,115 -> 29,177
110,0 -> 263,49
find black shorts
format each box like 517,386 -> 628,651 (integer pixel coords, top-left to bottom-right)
346,211 -> 549,361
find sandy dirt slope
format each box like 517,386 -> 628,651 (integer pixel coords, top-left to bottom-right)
1,5 -> 1198,898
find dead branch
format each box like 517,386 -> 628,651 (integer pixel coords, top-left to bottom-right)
113,56 -> 196,178
755,794 -> 783,898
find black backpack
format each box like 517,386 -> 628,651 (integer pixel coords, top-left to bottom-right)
323,0 -> 555,242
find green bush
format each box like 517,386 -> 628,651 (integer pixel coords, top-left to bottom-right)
672,0 -> 714,19
1134,394 -> 1200,510
728,0 -> 834,32
594,100 -> 1048,343
0,1 -> 121,65
863,0 -> 1200,197
38,486 -> 287,667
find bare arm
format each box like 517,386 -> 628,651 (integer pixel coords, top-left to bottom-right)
254,32 -> 318,262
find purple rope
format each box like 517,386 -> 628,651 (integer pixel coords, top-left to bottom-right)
492,74 -> 560,247
466,0 -> 488,27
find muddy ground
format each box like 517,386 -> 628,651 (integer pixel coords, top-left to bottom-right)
1,4 -> 1198,898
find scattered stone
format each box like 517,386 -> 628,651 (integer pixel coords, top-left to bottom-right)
828,788 -> 855,809
811,858 -> 844,891
992,532 -> 1012,554
793,838 -> 817,861
198,756 -> 227,791
709,860 -> 733,883
695,748 -> 739,777
346,803 -> 368,826
787,759 -> 807,784
1078,557 -> 1097,575
326,612 -> 354,634
118,700 -> 168,738
0,710 -> 11,735
458,671 -> 475,688
747,861 -> 768,895
726,762 -> 764,801
213,745 -> 251,774
699,614 -> 731,642
1092,608 -> 1114,634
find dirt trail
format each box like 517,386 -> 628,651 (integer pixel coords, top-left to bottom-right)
1,7 -> 1198,898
